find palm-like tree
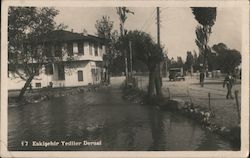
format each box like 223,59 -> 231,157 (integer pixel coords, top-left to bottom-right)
191,7 -> 217,71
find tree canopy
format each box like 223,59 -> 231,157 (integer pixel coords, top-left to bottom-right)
191,7 -> 217,72
185,51 -> 194,71
120,30 -> 163,71
8,7 -> 59,65
95,16 -> 114,40
211,43 -> 241,73
8,7 -> 60,99
191,7 -> 217,28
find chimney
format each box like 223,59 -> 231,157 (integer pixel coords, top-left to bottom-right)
82,29 -> 88,36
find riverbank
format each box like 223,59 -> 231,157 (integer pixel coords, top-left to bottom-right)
8,84 -> 107,108
122,83 -> 240,150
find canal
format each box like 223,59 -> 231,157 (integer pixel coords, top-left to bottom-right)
8,77 -> 234,151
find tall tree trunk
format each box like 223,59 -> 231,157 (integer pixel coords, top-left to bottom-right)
18,74 -> 35,100
155,63 -> 162,97
203,46 -> 209,77
104,67 -> 107,82
148,63 -> 162,99
107,68 -> 110,84
148,69 -> 156,99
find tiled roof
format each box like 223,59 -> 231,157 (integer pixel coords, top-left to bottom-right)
42,30 -> 105,44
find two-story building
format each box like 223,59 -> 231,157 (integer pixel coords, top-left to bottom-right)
8,30 -> 106,90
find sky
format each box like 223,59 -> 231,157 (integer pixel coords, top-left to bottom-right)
55,7 -> 242,61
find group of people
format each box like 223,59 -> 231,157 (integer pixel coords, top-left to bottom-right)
199,71 -> 236,99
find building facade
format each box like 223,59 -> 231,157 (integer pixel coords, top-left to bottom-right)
8,30 -> 106,90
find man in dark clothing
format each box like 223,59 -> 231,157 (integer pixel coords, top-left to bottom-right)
200,71 -> 205,87
223,73 -> 234,99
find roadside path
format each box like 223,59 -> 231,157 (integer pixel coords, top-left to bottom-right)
135,76 -> 241,128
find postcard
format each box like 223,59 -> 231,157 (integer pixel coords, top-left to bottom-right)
1,0 -> 249,157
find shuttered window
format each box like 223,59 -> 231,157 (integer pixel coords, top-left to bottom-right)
89,43 -> 93,55
55,43 -> 62,57
58,64 -> 65,80
73,43 -> 78,53
78,70 -> 83,82
78,42 -> 84,55
45,64 -> 53,75
67,43 -> 73,56
94,45 -> 98,56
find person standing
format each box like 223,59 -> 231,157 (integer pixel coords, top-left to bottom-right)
200,71 -> 205,87
223,72 -> 234,99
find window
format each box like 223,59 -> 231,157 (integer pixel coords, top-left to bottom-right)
37,45 -> 43,55
55,43 -> 62,57
99,45 -> 102,56
58,64 -> 65,80
73,43 -> 78,53
89,43 -> 93,55
94,45 -> 98,56
67,42 -> 73,56
45,64 -> 53,75
77,70 -> 83,82
78,42 -> 84,55
51,45 -> 55,56
35,83 -> 41,88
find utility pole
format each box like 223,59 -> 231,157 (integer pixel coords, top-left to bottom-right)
116,7 -> 134,79
129,41 -> 133,77
156,7 -> 163,87
157,7 -> 160,45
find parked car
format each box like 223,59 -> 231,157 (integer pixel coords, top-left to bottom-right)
169,68 -> 185,81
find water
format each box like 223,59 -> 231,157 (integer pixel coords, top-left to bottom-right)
8,79 -> 234,151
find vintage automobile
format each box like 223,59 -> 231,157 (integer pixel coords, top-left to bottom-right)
169,68 -> 185,81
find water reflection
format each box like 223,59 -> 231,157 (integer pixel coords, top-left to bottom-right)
8,87 -> 233,151
148,107 -> 164,150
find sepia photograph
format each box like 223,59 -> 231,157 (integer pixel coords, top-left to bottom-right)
1,0 -> 249,157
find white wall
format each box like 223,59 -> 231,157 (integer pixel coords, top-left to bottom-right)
8,77 -> 26,90
8,60 -> 102,90
63,62 -> 90,87
61,41 -> 104,62
8,66 -> 52,90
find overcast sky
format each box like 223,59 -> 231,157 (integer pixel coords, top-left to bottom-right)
55,7 -> 242,60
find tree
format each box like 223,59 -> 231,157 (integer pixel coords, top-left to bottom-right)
207,50 -> 218,71
195,26 -> 206,62
95,16 -> 114,40
95,16 -> 115,83
191,7 -> 217,72
185,51 -> 194,72
176,56 -> 184,68
116,7 -> 134,78
212,43 -> 241,73
120,30 -> 164,98
116,7 -> 134,36
212,43 -> 227,53
193,50 -> 200,72
193,50 -> 198,62
8,7 -> 59,100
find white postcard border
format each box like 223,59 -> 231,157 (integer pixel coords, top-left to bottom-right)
1,0 -> 249,158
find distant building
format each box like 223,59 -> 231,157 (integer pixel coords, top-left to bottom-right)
8,30 -> 106,90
